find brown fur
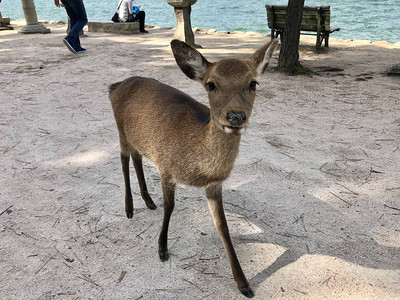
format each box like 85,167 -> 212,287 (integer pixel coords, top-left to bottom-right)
109,39 -> 278,297
110,76 -> 240,186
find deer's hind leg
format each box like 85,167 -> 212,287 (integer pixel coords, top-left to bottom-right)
120,137 -> 156,219
121,152 -> 134,219
131,152 -> 157,210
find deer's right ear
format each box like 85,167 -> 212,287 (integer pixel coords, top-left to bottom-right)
171,40 -> 210,82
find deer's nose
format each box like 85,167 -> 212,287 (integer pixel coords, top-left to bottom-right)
226,111 -> 246,127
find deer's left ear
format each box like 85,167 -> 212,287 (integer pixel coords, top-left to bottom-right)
245,38 -> 279,74
171,39 -> 211,82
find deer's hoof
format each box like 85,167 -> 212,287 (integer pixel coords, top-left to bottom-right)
126,211 -> 133,219
146,202 -> 157,210
159,250 -> 169,262
143,193 -> 156,210
240,287 -> 255,298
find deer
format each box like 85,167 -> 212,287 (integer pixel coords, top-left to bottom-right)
109,38 -> 278,297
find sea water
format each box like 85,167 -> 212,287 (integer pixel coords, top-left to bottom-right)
1,0 -> 399,43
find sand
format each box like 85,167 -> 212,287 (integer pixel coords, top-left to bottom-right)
1,20 -> 399,299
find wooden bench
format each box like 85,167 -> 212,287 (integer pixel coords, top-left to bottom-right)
265,5 -> 340,48
87,22 -> 139,34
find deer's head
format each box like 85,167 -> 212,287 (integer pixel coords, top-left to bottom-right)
171,39 -> 278,135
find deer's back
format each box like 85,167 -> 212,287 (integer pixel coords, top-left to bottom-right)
109,76 -> 210,133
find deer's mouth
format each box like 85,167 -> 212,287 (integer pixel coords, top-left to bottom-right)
223,125 -> 246,134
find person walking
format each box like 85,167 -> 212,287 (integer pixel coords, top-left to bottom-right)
117,0 -> 148,33
54,0 -> 88,53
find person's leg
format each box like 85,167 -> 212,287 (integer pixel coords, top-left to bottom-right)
62,0 -> 87,50
134,11 -> 146,32
63,4 -> 79,51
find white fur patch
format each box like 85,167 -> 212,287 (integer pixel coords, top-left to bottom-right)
188,56 -> 206,80
223,126 -> 234,134
223,126 -> 246,134
207,201 -> 218,228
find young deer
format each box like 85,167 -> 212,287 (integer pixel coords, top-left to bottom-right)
109,39 -> 278,297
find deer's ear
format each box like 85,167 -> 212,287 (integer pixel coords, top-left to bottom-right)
246,38 -> 279,74
171,40 -> 210,82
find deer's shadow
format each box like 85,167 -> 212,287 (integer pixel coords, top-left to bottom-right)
223,178 -> 400,291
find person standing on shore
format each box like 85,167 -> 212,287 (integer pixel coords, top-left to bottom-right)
117,0 -> 148,33
54,0 -> 88,54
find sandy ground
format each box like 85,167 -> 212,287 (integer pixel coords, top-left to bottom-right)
1,20 -> 399,299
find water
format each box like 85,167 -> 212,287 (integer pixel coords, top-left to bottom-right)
1,0 -> 399,43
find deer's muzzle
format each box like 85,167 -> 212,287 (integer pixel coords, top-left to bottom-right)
222,111 -> 247,134
226,111 -> 246,127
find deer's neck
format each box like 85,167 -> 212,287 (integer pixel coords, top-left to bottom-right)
200,119 -> 241,179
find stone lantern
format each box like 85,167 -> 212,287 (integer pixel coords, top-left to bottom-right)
167,0 -> 200,48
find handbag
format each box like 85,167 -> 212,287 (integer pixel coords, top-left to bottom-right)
127,14 -> 136,22
111,12 -> 119,22
111,0 -> 123,22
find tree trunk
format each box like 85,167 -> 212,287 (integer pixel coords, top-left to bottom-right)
278,0 -> 305,74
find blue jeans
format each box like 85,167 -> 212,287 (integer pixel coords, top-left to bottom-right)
62,0 -> 88,48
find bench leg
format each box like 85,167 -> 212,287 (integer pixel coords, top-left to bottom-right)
325,33 -> 330,47
316,33 -> 321,49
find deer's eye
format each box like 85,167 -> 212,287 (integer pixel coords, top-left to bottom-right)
206,82 -> 216,91
249,81 -> 258,91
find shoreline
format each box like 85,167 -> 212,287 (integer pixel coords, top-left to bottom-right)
7,19 -> 400,47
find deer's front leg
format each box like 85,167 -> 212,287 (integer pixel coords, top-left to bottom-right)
205,183 -> 254,298
158,176 -> 176,261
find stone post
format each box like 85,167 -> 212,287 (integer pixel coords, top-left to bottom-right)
167,0 -> 200,48
20,0 -> 50,34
